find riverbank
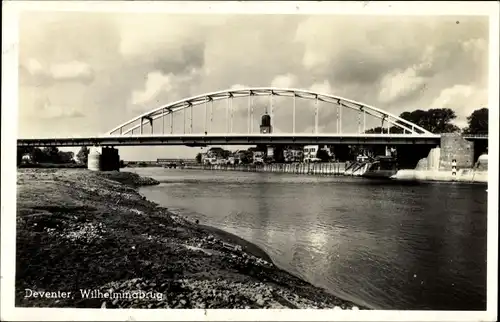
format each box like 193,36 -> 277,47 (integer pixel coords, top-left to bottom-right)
16,168 -> 364,309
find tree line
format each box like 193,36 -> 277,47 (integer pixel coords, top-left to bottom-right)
17,146 -> 90,166
364,107 -> 488,135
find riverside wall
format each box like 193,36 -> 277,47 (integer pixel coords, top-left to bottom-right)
183,162 -> 347,175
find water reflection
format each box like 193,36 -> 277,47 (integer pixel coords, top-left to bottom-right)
134,168 -> 487,310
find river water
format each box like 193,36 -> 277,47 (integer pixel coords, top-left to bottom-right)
130,167 -> 487,310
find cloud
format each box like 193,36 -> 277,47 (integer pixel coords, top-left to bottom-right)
294,16 -> 488,99
114,14 -> 220,77
230,84 -> 249,90
429,84 -> 488,127
294,16 -> 424,85
32,97 -> 85,120
25,58 -> 44,75
309,80 -> 333,95
20,58 -> 95,86
271,74 -> 298,88
129,68 -> 204,113
116,15 -> 225,58
48,109 -> 85,119
50,61 -> 94,82
462,38 -> 487,62
131,71 -> 174,106
378,67 -> 427,103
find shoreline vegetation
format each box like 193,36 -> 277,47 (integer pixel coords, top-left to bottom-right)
16,168 -> 365,310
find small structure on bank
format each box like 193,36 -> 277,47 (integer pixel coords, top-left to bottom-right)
475,153 -> 488,171
21,154 -> 33,164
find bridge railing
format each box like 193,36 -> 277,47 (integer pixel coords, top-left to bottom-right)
157,159 -> 194,164
461,133 -> 488,138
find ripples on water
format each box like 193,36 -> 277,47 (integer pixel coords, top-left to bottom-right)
131,167 -> 487,310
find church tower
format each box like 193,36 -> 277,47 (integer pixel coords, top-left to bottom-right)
260,112 -> 272,134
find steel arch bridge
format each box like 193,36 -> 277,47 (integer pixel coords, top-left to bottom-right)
107,87 -> 433,137
17,87 -> 445,148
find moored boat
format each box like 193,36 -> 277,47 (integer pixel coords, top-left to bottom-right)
362,156 -> 399,179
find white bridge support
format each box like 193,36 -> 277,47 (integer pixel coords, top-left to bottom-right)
293,94 -> 296,134
315,96 -> 319,134
107,87 -> 433,137
210,99 -> 213,133
250,93 -> 254,133
247,95 -> 251,133
230,95 -> 234,133
269,92 -> 274,129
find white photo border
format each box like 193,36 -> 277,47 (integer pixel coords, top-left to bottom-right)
1,1 -> 498,321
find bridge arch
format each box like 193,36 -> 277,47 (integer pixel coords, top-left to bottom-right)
107,87 -> 432,136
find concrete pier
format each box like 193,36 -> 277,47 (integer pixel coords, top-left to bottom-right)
88,146 -> 120,171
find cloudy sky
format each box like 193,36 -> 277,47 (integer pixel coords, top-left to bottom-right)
18,10 -> 489,160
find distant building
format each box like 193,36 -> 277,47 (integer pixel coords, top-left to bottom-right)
284,147 -> 303,163
21,154 -> 32,164
253,151 -> 265,164
304,145 -> 331,162
200,152 -> 219,165
303,145 -> 319,160
266,146 -> 274,159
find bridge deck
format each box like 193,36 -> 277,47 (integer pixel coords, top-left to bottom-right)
17,133 -> 442,147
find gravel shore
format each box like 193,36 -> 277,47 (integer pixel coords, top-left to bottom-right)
16,168 -> 365,309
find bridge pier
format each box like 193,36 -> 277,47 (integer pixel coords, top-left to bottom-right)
88,146 -> 121,171
397,145 -> 435,170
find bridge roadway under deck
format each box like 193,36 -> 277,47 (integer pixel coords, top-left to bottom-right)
17,133 -> 442,147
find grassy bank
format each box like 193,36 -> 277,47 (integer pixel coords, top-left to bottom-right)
16,168 -> 364,309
